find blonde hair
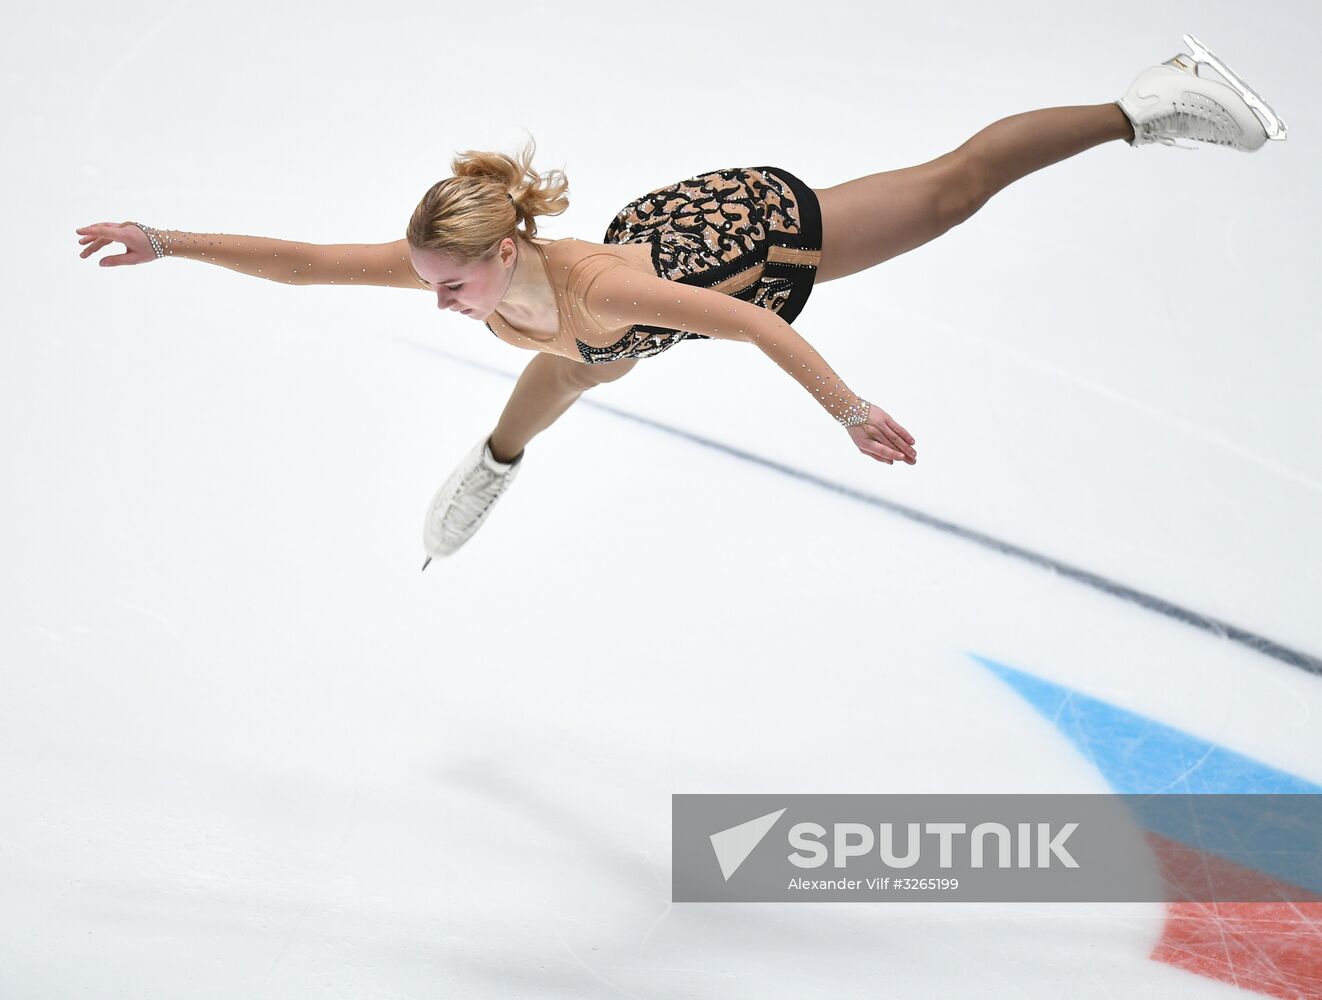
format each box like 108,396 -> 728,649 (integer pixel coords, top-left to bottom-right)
406,135 -> 570,264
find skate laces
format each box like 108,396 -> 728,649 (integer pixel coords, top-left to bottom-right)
438,466 -> 511,538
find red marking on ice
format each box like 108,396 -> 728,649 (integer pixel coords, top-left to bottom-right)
1146,833 -> 1322,999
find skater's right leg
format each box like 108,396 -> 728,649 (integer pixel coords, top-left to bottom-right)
488,354 -> 637,463
422,354 -> 638,565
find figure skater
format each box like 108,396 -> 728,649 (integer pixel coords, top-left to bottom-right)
75,35 -> 1285,568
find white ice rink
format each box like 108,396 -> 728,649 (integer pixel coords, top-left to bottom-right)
4,1 -> 1321,996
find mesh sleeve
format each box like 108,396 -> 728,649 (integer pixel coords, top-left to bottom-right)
579,264 -> 869,426
134,226 -> 428,290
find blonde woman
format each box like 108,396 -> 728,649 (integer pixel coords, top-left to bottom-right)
76,36 -> 1284,567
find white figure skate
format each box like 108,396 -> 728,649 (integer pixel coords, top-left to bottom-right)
1117,34 -> 1287,151
421,436 -> 523,569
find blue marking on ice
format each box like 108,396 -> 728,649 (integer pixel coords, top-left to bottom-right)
970,653 -> 1320,795
972,654 -> 1322,893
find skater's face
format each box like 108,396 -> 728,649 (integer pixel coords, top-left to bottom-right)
410,239 -> 515,321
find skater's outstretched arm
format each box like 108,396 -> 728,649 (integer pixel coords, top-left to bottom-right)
75,222 -> 429,291
580,267 -> 916,465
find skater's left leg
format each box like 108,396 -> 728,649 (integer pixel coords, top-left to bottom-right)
812,103 -> 1134,283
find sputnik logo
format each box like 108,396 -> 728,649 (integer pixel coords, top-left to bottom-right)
709,808 -> 787,881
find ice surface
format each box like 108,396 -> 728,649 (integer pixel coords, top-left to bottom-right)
3,1 -> 1319,996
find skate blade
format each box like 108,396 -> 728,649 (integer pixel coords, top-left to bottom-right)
1182,33 -> 1288,140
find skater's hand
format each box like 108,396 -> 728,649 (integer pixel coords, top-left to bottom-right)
848,404 -> 917,465
75,222 -> 155,267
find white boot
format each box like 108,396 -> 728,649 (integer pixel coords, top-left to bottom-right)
421,436 -> 523,569
1117,34 -> 1287,151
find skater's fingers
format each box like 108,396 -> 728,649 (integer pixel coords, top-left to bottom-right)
77,230 -> 119,253
847,422 -> 898,465
870,422 -> 915,462
873,423 -> 908,455
77,223 -> 155,267
875,409 -> 915,447
861,433 -> 900,464
870,434 -> 901,461
887,418 -> 916,447
80,223 -> 136,244
882,420 -> 917,461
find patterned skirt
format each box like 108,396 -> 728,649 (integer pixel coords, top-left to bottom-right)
582,165 -> 822,364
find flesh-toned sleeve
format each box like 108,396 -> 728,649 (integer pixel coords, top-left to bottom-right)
135,229 -> 428,290
579,264 -> 869,426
